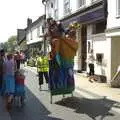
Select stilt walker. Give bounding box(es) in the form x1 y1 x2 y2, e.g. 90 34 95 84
47 19 79 103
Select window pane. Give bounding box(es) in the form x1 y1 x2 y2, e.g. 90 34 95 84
54 9 58 19
64 0 70 15
79 0 85 7
92 21 106 34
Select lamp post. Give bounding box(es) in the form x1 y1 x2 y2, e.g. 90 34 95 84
42 0 48 55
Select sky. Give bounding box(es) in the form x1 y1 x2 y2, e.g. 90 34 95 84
0 0 44 43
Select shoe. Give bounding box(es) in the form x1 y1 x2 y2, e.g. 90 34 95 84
89 79 93 83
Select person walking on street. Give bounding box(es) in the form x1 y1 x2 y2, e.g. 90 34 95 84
14 51 21 70
0 49 5 92
87 49 96 82
3 53 16 111
36 52 49 90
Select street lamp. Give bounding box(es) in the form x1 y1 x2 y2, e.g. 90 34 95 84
42 0 48 55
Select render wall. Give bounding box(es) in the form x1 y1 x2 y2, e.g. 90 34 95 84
111 37 120 79
87 24 107 77
107 0 120 29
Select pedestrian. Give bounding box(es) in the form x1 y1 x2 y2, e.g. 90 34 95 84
15 69 25 106
87 49 96 82
0 49 5 92
3 53 16 111
36 51 49 90
14 51 21 70
20 51 25 64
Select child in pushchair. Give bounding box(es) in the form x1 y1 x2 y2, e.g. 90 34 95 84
14 69 25 107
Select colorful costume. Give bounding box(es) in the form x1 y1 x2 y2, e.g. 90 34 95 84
49 37 78 95
3 59 15 96
15 72 25 97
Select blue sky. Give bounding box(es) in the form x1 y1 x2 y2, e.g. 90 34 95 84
0 0 44 43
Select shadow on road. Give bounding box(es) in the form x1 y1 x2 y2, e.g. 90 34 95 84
55 96 120 120
9 86 62 120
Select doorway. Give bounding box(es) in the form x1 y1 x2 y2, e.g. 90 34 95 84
81 25 87 71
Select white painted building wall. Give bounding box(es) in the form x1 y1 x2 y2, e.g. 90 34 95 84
46 0 97 20
106 0 120 82
87 24 107 77
26 23 44 45
107 0 120 29
93 34 107 76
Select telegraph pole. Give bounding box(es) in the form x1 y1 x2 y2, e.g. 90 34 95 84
42 0 48 55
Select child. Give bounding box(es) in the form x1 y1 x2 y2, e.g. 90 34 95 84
15 69 25 106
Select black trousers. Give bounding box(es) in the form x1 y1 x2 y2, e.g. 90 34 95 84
89 63 94 76
16 60 20 70
38 72 49 85
0 75 3 89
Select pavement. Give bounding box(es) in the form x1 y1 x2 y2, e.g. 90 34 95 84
27 66 120 113
27 66 120 102
75 73 120 102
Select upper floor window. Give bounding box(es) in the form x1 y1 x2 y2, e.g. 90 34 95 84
37 26 43 37
92 0 98 2
54 9 58 20
79 0 86 7
54 0 58 19
30 30 33 40
26 34 29 41
92 21 106 34
37 27 40 37
51 3 53 8
64 0 70 15
116 0 120 17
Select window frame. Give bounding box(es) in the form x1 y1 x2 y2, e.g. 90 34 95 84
37 26 43 37
54 0 58 20
30 30 33 40
54 9 58 20
79 0 86 8
64 0 70 15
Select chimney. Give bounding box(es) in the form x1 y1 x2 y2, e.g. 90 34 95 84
27 18 32 27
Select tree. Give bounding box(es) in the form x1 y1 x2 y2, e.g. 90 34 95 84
1 35 17 53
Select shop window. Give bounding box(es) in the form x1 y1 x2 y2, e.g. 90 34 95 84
92 21 106 34
96 53 103 64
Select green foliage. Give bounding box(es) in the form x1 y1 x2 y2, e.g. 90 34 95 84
0 35 17 52
27 57 36 67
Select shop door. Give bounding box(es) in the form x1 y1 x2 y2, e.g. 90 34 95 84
81 25 87 71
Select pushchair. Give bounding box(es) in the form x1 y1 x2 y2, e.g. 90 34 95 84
14 69 25 107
